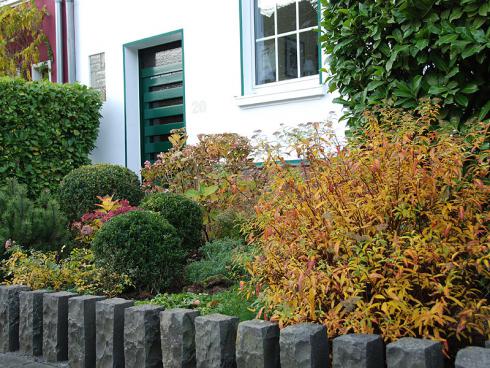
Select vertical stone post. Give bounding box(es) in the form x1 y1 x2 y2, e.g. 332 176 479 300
455 347 490 368
195 314 239 368
19 289 50 356
386 338 443 368
160 308 200 368
332 334 384 368
0 285 30 353
124 305 164 368
236 319 280 368
68 295 106 368
43 291 77 362
96 298 134 368
279 323 329 368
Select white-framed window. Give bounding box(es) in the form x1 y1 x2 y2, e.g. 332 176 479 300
31 60 52 82
238 0 324 107
254 0 319 85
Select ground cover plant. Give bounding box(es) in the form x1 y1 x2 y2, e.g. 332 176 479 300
0 78 101 197
321 0 490 132
247 101 490 355
58 164 143 220
184 238 251 288
2 246 130 297
141 287 255 322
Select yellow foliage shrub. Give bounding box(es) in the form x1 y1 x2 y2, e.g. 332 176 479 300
248 101 490 353
2 247 131 297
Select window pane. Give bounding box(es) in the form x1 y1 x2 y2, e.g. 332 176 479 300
300 30 319 77
278 34 297 81
298 0 317 29
277 0 296 34
255 0 275 39
255 39 276 85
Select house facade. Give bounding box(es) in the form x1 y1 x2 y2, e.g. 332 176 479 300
3 0 344 174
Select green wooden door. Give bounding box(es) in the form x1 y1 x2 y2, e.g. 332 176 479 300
139 38 184 163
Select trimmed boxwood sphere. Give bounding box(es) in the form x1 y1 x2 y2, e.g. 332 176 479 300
141 192 203 252
92 210 185 292
58 164 143 220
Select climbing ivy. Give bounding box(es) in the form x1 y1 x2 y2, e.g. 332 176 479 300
320 0 490 133
0 0 48 79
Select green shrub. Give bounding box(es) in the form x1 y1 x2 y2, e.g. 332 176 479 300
321 0 490 133
184 238 250 287
0 179 69 256
0 78 101 197
58 164 143 220
141 192 203 252
92 210 185 292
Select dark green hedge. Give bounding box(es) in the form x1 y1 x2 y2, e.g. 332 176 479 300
321 0 490 133
0 78 102 196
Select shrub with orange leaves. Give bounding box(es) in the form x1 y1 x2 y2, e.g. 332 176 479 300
247 100 490 355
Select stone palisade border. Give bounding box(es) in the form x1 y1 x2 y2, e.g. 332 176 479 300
0 286 489 368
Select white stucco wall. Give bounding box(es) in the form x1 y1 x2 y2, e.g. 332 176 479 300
74 0 343 174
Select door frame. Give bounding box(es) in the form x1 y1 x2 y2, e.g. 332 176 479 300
122 29 185 171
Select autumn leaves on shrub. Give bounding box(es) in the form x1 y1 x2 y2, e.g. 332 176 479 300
247 101 489 349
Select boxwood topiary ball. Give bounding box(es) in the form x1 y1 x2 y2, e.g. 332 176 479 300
58 164 143 220
92 210 185 292
141 192 203 252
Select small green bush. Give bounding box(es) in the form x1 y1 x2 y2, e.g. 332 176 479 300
0 78 102 197
58 164 143 220
92 210 185 292
0 179 69 256
141 192 203 252
184 238 250 287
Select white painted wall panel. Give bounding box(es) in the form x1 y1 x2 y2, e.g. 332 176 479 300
74 0 344 174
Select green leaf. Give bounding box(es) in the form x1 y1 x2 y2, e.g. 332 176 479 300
454 94 468 107
479 100 490 121
461 84 478 94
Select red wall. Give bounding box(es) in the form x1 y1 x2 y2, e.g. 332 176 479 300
35 0 68 82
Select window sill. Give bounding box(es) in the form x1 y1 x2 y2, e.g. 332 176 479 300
235 84 326 109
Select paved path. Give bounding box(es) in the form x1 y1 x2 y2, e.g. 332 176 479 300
0 353 67 368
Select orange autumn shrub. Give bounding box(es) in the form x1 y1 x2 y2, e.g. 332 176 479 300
248 101 490 352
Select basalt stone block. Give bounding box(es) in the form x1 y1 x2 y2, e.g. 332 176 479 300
279 323 329 368
68 295 106 368
0 285 30 352
96 298 134 368
195 313 239 368
160 308 200 368
455 347 490 368
333 334 384 368
43 291 77 362
124 305 164 368
386 338 443 368
19 290 50 356
236 319 280 368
